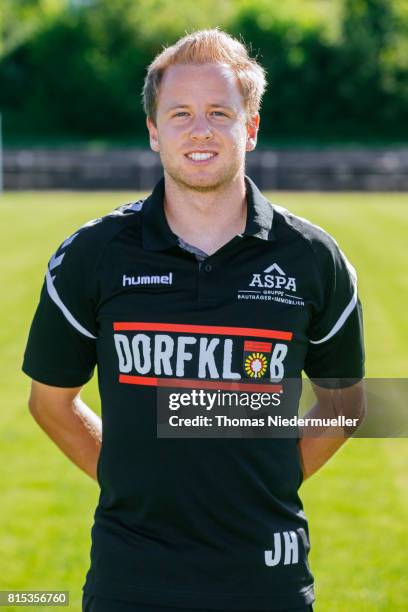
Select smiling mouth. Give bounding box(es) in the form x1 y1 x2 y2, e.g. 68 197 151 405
185 152 218 162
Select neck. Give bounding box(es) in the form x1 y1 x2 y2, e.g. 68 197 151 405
163 172 247 255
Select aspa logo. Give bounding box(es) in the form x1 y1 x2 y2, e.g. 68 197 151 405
237 263 304 307
249 263 296 292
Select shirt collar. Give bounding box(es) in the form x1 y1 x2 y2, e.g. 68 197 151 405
142 177 178 251
242 175 275 241
142 175 275 251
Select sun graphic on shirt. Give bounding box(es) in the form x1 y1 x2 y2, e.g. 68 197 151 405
244 352 268 378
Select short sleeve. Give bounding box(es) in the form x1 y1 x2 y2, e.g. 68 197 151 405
304 240 365 388
22 230 98 387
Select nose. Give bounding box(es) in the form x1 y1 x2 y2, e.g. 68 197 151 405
190 115 213 141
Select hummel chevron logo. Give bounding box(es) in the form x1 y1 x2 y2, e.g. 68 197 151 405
49 252 65 271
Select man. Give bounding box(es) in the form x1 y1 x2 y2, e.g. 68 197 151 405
23 29 365 612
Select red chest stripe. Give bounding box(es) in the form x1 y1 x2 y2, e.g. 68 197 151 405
118 374 282 392
113 322 293 341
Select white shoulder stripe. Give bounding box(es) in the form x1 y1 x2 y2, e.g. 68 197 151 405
49 252 65 271
121 201 143 212
310 282 358 345
273 203 359 346
45 270 97 340
61 232 79 249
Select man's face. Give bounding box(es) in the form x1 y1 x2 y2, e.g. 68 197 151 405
146 63 259 192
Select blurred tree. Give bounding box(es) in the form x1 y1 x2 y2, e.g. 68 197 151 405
230 4 343 140
337 0 408 131
0 0 407 142
0 0 65 58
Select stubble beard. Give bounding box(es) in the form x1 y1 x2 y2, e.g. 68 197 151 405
160 148 246 194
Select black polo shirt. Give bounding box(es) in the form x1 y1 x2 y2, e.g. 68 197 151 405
22 176 364 610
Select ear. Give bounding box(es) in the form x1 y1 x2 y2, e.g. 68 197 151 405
246 113 260 152
146 116 160 152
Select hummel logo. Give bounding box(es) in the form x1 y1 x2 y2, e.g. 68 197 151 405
123 273 173 287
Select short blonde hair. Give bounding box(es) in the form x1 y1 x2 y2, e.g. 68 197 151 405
142 28 267 125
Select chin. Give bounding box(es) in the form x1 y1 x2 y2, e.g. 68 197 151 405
183 178 227 193
166 168 238 192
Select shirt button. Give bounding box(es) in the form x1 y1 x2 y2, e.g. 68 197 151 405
204 264 212 273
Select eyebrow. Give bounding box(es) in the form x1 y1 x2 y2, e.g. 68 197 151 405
165 105 190 113
165 103 236 113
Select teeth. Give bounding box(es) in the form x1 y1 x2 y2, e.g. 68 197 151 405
188 152 215 161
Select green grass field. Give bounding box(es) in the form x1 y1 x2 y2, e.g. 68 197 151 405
0 191 407 611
